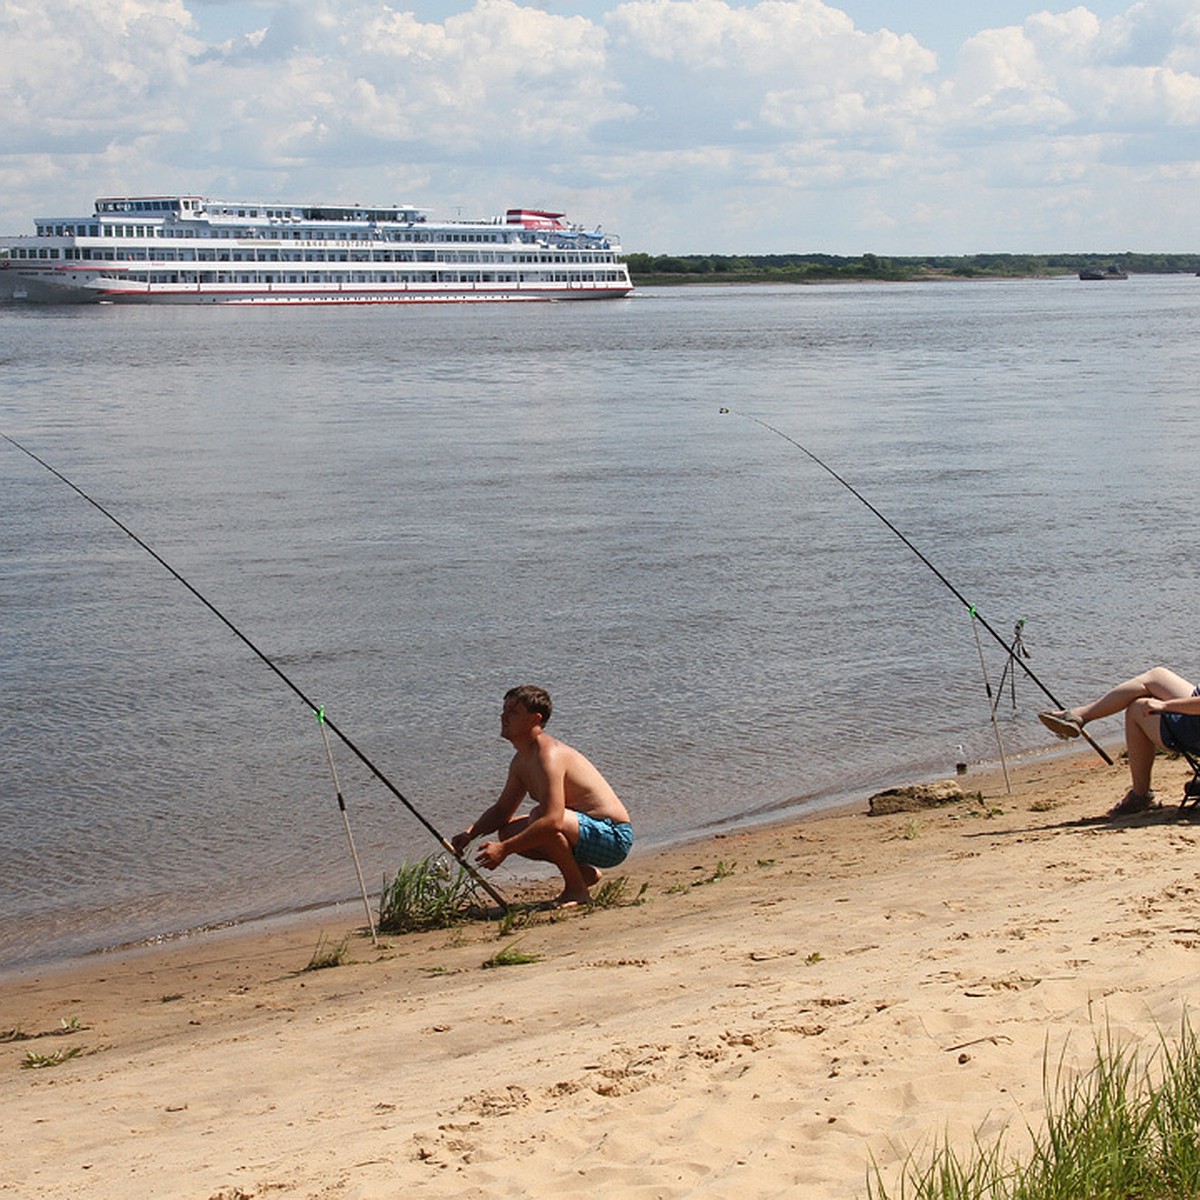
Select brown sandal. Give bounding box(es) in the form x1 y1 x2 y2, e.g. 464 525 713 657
1105 790 1158 818
1039 710 1083 740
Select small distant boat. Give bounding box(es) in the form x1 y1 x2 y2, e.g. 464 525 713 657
1079 265 1128 280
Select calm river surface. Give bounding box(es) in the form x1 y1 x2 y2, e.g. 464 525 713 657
3 277 1199 970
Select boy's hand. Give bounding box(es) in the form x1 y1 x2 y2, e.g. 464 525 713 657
475 840 507 870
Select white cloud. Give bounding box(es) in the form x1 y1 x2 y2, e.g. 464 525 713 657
942 3 1200 144
606 0 858 71
0 0 200 148
605 0 938 149
185 0 629 167
0 0 1199 252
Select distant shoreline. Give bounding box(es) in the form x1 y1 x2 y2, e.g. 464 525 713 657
624 250 1200 287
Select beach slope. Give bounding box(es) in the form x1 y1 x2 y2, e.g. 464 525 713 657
5 750 1200 1199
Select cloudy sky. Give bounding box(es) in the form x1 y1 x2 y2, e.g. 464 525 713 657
2 0 1198 253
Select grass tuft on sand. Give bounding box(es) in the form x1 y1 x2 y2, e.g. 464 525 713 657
870 1014 1200 1199
378 855 478 934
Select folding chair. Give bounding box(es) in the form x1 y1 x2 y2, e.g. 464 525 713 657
1178 750 1200 814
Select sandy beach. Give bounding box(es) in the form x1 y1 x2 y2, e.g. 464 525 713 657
6 743 1200 1199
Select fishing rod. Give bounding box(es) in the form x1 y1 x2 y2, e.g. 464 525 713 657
718 407 1114 767
3 433 510 911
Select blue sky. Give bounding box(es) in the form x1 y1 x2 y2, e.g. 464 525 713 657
2 0 1197 254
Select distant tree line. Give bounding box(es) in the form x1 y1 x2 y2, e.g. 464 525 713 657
622 251 1200 285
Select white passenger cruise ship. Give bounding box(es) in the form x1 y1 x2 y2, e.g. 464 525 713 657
0 195 633 305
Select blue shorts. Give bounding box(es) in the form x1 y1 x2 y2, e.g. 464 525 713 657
573 813 633 868
1161 686 1200 755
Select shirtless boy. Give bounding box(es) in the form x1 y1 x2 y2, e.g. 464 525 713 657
451 685 632 906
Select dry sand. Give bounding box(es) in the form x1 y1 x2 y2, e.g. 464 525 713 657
6 745 1200 1199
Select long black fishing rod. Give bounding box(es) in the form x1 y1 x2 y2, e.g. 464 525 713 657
719 408 1114 766
3 433 510 910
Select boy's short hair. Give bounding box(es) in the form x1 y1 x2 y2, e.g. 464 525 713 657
505 684 552 723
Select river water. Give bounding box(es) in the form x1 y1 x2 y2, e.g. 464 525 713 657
3 277 1199 970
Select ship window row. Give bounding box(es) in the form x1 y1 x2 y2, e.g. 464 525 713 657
216 228 511 243
9 246 624 278
174 227 508 243
213 207 426 222
33 225 538 245
37 224 103 237
117 271 626 285
96 199 186 214
39 224 164 237
56 247 615 265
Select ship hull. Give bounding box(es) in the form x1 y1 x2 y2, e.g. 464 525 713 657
0 266 104 304
0 266 630 306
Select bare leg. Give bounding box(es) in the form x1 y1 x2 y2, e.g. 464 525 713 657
1070 667 1195 726
1123 699 1165 795
1056 667 1193 803
497 816 593 906
541 834 593 907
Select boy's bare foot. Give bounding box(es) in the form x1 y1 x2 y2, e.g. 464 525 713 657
579 864 602 888
549 889 592 909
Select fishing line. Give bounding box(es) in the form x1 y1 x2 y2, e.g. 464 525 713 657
3 433 510 911
718 407 1114 766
